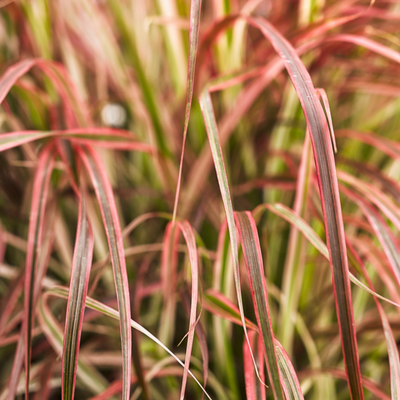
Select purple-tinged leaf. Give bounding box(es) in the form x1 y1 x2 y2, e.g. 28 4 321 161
78 146 131 400
247 16 363 399
234 211 284 399
62 194 94 400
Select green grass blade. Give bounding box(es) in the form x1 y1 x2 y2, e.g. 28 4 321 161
234 211 284 400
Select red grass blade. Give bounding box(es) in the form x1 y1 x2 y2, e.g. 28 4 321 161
248 16 363 399
172 0 202 220
234 211 284 399
78 146 131 400
23 144 55 400
62 194 94 400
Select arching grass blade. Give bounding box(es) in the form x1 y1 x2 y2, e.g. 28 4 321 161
247 16 363 399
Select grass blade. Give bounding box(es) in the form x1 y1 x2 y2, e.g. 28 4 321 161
274 340 304 400
203 289 258 331
234 211 284 399
256 203 400 308
23 144 55 400
37 293 108 395
46 286 212 400
0 59 37 104
199 89 262 382
174 220 199 400
62 194 94 400
172 0 202 220
78 146 131 400
248 16 363 399
347 243 400 399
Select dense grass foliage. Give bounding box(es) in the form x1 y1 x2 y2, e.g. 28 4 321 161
1 0 400 399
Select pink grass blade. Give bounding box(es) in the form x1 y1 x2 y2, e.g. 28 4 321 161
6 333 24 400
78 146 131 400
62 194 94 400
47 286 212 400
203 289 258 331
23 144 55 400
174 220 199 400
315 88 336 153
37 293 109 395
255 203 400 308
180 285 208 391
0 59 37 104
328 34 400 64
247 16 363 399
274 340 304 400
234 211 284 399
342 187 400 291
0 128 154 153
347 243 400 399
172 0 202 220
243 331 258 400
199 89 262 382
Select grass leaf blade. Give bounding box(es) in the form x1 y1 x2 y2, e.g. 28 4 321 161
234 211 284 399
62 194 94 400
79 146 131 400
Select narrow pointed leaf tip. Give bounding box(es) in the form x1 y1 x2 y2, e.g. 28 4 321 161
172 0 203 221
246 16 363 399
